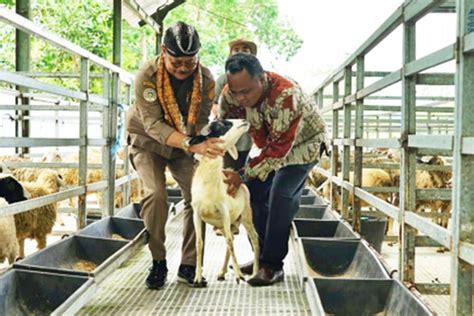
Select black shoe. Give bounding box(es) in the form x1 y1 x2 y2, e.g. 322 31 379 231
145 260 168 290
177 264 207 288
247 267 284 287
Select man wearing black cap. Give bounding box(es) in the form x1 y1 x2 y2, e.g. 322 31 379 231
126 21 224 290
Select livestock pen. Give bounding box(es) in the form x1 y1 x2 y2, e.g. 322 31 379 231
312 0 474 314
0 0 472 315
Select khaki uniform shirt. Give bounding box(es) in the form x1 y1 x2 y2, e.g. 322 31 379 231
126 56 215 158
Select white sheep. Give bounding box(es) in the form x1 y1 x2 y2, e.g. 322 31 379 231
0 197 19 265
192 120 260 286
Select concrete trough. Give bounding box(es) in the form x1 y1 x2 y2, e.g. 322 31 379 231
13 235 129 283
307 278 433 315
294 205 339 220
292 219 358 239
0 269 95 315
298 239 389 279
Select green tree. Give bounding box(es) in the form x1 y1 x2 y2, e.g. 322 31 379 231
0 0 301 85
165 0 302 71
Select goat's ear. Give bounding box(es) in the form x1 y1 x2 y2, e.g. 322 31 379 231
228 146 238 160
194 153 203 162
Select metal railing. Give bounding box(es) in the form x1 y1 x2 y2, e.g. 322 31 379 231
0 6 137 228
311 0 473 314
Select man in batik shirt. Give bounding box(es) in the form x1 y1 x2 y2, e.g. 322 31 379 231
221 53 327 286
126 21 223 290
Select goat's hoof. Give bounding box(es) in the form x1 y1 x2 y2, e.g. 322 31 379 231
193 280 207 288
235 276 245 284
217 275 225 281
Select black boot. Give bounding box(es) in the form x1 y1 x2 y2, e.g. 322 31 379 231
145 259 168 290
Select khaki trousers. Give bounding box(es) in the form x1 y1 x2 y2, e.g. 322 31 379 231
129 146 204 265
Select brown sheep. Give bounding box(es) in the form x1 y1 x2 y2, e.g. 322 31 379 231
15 170 64 257
323 169 393 211
0 197 19 265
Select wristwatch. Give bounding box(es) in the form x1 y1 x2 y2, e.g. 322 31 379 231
181 136 192 152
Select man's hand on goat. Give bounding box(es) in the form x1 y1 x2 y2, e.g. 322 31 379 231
223 170 243 197
190 138 225 158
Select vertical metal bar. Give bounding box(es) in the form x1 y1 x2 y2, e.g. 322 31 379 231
123 83 132 206
156 24 163 55
389 113 393 138
399 19 417 284
78 58 89 229
376 115 380 139
353 57 365 232
106 72 119 216
102 70 111 217
317 92 324 110
330 84 340 212
450 0 474 313
427 111 432 135
341 67 352 220
15 0 30 156
113 0 122 66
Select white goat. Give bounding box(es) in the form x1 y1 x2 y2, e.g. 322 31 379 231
191 120 260 286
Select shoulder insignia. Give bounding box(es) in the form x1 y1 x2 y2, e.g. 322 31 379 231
143 88 157 102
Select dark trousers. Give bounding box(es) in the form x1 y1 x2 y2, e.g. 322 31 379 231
246 162 316 270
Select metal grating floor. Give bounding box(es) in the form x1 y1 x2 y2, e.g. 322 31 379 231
78 212 312 315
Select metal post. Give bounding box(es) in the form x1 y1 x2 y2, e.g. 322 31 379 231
78 58 89 229
156 22 163 55
399 19 417 284
450 0 474 313
353 57 365 232
123 83 132 206
389 113 393 138
330 85 340 212
317 91 324 110
113 0 122 66
102 70 111 217
106 72 119 216
15 0 30 155
341 67 352 220
427 111 432 135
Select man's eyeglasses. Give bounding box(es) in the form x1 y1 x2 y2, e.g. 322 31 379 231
167 56 199 69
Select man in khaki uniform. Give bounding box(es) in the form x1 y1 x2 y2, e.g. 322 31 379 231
126 21 223 290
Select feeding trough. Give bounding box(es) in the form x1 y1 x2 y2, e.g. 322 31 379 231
298 239 389 280
292 219 358 239
294 205 339 220
0 269 95 315
116 202 175 219
307 278 433 315
78 216 145 241
14 235 129 283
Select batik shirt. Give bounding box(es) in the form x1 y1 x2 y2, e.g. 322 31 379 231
220 71 327 181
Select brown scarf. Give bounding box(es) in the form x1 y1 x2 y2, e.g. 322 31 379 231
156 55 202 134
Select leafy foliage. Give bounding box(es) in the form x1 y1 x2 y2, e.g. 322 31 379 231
0 0 301 90
165 0 302 69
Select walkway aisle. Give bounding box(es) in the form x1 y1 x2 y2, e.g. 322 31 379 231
79 211 312 315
